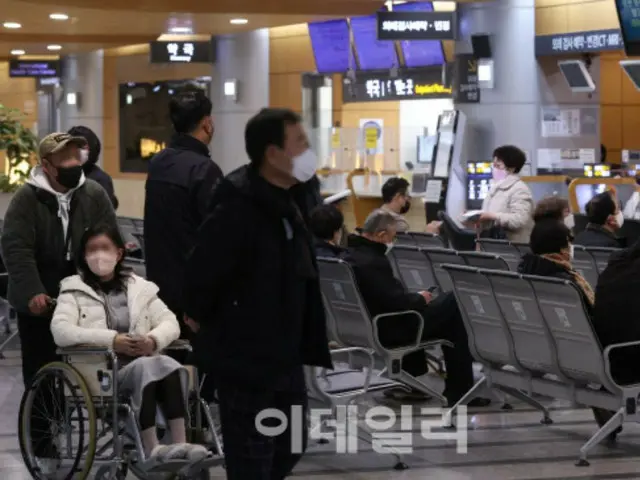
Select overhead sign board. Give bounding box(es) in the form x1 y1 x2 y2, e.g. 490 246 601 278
9 60 60 78
149 40 215 64
376 11 456 41
535 29 623 55
342 68 452 103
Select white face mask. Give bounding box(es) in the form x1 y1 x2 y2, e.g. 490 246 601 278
615 211 625 228
292 149 317 183
564 213 575 229
385 243 394 255
80 149 89 164
86 251 118 277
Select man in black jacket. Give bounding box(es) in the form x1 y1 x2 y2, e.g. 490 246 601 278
574 191 625 248
144 90 222 338
1 132 116 469
347 209 489 406
309 204 347 258
68 125 119 209
183 108 331 480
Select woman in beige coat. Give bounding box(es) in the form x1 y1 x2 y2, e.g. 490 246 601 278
479 145 535 243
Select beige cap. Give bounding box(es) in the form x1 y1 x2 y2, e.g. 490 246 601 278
38 132 87 161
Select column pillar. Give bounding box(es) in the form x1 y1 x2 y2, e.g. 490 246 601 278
210 30 270 174
59 51 104 157
455 0 539 163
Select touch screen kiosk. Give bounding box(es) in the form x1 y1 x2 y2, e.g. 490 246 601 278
424 110 468 223
466 161 492 210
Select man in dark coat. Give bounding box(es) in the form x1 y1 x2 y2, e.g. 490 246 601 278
183 108 332 480
68 125 119 209
144 90 222 338
347 209 489 406
574 191 626 248
309 204 348 258
1 132 116 469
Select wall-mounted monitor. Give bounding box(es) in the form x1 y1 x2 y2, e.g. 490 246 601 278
393 1 445 67
308 20 354 73
615 0 640 56
620 59 640 91
558 60 596 93
350 15 399 70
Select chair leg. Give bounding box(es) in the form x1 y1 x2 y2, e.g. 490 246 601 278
576 407 625 467
498 386 552 424
442 377 487 427
393 371 447 405
0 329 18 359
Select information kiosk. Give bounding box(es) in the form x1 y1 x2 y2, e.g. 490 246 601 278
422 110 468 222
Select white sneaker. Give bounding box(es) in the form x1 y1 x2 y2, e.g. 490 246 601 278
36 457 60 475
185 444 211 462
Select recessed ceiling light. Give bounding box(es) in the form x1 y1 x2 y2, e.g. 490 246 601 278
10 49 25 55
169 26 192 34
230 18 248 25
47 44 62 51
49 13 69 21
3 22 22 29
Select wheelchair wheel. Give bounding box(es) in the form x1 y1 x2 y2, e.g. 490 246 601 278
19 362 97 480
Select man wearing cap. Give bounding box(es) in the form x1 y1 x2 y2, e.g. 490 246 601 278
1 132 116 469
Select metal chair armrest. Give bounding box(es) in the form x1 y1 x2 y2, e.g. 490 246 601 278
318 346 377 394
603 340 640 388
372 310 424 354
163 339 192 352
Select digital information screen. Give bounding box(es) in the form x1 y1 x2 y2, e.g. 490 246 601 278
417 135 437 164
391 1 445 67
149 41 214 63
9 60 60 78
308 19 352 73
433 131 453 178
467 162 492 207
351 15 399 70
583 164 611 178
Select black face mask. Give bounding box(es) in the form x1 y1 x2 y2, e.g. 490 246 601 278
400 199 411 214
56 165 83 189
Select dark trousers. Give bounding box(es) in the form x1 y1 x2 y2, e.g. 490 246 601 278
377 292 474 403
139 371 186 430
217 367 308 480
18 313 61 457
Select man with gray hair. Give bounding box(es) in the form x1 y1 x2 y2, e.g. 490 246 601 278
346 209 490 406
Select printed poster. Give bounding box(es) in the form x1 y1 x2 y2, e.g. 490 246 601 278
359 118 384 155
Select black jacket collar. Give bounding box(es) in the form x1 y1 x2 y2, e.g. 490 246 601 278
585 223 618 240
169 134 210 157
315 240 346 257
347 233 387 256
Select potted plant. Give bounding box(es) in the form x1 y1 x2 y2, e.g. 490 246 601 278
0 103 38 193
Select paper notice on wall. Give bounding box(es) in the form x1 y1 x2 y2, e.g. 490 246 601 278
424 179 443 204
359 118 384 155
537 148 561 170
560 149 582 169
579 148 596 164
541 107 581 138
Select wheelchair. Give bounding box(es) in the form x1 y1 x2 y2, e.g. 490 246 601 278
18 340 224 479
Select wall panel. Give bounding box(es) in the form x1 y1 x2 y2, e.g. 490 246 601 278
535 0 619 35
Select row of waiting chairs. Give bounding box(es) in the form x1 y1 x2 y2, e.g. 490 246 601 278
444 263 640 466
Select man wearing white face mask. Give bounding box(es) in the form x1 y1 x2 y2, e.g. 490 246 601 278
574 191 626 248
182 108 332 480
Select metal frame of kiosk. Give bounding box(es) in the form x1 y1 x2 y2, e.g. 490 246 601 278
568 177 638 213
423 110 468 222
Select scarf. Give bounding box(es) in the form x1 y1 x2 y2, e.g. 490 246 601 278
541 253 595 306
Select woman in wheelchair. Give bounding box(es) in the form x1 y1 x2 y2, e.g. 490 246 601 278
50 224 210 463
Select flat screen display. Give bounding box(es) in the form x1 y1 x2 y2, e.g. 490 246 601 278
559 62 590 88
616 0 640 54
433 131 453 178
308 20 353 73
351 15 399 70
394 1 445 67
466 161 492 209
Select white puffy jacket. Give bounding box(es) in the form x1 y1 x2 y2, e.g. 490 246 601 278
50 274 180 352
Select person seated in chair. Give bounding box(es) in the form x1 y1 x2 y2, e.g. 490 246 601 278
533 196 573 229
50 224 210 462
347 209 490 406
310 204 348 258
381 177 441 234
574 191 625 248
517 220 621 439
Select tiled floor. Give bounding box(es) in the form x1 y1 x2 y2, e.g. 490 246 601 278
2 342 640 479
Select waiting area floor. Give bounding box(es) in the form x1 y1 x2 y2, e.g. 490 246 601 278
1 347 640 479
